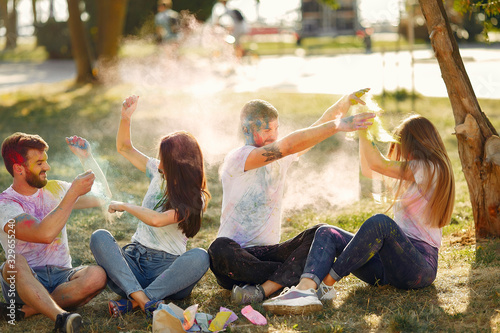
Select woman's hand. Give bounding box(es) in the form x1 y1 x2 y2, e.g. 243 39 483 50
349 88 370 105
108 201 126 213
121 95 139 120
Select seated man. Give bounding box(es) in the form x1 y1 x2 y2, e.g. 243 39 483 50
0 133 110 332
208 89 374 304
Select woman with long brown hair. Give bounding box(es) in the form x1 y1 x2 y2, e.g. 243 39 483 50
90 95 211 318
263 115 455 315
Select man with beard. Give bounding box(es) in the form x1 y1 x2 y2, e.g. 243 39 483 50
0 133 109 332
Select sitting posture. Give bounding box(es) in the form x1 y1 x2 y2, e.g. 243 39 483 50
208 89 375 304
263 115 455 315
90 95 211 318
0 133 110 331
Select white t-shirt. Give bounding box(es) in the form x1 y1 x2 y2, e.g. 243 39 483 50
217 145 298 248
394 160 442 249
131 158 187 256
0 180 72 268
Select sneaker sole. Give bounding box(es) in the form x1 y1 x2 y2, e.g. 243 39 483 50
263 303 323 315
65 314 82 333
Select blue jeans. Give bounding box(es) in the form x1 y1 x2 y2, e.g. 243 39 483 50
301 214 439 290
90 229 209 300
0 263 83 304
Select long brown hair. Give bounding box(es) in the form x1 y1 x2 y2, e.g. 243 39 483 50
157 131 210 238
387 115 455 228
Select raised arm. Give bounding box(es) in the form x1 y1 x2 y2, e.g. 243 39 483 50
359 131 414 181
312 88 370 127
117 95 149 173
295 88 369 157
108 201 177 227
66 136 112 208
245 112 375 171
5 171 95 243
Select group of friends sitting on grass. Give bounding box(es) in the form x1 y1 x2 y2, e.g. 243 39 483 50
0 88 455 332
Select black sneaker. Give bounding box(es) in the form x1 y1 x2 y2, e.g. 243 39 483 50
0 302 24 322
231 284 265 304
54 312 82 333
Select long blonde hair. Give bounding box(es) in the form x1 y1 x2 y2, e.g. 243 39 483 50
387 115 455 228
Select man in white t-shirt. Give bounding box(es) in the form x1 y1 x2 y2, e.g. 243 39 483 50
0 133 110 332
208 89 375 304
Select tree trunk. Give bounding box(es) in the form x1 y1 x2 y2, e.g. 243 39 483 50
31 0 37 24
5 0 17 49
419 0 500 238
96 0 127 61
66 0 95 83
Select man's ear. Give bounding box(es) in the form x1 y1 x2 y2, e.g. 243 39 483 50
13 163 24 175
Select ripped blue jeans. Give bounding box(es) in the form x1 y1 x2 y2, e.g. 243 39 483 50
301 214 438 290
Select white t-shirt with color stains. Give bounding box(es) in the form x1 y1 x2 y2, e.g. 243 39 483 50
217 145 298 248
131 158 187 256
0 180 72 268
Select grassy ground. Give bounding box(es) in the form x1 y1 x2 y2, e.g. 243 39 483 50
0 82 499 332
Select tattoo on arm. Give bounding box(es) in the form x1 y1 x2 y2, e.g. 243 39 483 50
262 144 283 162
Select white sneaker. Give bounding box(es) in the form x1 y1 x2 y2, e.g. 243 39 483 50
316 282 337 301
263 286 323 315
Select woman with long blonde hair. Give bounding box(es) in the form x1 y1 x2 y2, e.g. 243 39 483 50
263 115 455 315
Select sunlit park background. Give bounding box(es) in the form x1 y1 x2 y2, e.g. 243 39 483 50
1 0 500 332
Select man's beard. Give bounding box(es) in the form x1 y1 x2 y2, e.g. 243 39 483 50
25 169 47 188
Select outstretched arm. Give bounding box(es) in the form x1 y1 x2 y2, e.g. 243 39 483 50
66 136 112 208
5 171 95 243
359 131 414 181
108 201 178 227
117 95 149 173
297 88 370 157
245 112 375 171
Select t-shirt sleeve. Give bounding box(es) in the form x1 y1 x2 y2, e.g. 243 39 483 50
146 157 160 180
222 146 255 177
0 200 24 233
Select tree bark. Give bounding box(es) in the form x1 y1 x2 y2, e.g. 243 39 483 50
419 0 500 238
5 0 17 49
67 0 95 83
31 0 37 24
96 0 127 61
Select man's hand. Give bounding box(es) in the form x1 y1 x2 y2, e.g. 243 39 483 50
121 95 139 120
337 112 375 132
349 88 370 105
108 201 125 213
69 170 95 197
66 136 91 160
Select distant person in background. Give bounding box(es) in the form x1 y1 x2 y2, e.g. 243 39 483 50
211 0 248 58
155 0 180 44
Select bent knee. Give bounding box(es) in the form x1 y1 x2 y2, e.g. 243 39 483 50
189 248 210 271
79 265 107 292
208 237 234 258
89 229 114 249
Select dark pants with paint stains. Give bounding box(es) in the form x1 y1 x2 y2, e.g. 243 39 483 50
301 214 438 290
208 224 323 290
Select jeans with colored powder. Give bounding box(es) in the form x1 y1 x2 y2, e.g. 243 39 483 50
301 214 438 290
90 229 209 301
208 224 324 289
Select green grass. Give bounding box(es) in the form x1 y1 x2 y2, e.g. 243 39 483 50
0 82 499 332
